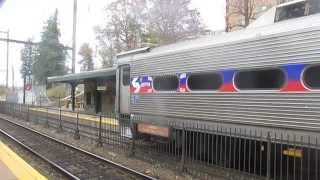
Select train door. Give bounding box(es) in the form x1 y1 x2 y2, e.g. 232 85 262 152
119 65 130 114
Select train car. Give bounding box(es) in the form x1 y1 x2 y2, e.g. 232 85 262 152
115 0 320 140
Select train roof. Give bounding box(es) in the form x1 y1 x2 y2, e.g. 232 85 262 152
137 15 319 60
117 8 320 64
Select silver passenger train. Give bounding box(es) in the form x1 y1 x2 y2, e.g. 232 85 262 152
115 1 320 139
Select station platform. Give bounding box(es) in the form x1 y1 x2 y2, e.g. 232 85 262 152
31 107 119 126
0 141 46 180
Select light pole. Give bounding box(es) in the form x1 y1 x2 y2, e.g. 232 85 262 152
71 0 77 112
0 30 9 88
72 0 77 74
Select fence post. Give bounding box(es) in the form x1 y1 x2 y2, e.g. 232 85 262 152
8 103 11 116
10 103 12 116
12 103 14 117
74 112 80 140
180 125 186 172
58 96 61 108
19 104 21 118
130 117 136 157
267 132 271 180
27 104 30 122
45 107 49 128
58 108 63 132
12 103 15 119
97 114 103 147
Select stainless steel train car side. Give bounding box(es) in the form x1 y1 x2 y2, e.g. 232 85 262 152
120 13 320 139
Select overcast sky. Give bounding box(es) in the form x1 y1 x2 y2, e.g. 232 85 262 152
0 0 226 87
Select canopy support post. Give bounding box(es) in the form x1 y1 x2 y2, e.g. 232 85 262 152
71 82 77 112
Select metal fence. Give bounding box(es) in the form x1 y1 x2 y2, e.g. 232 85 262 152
0 101 320 180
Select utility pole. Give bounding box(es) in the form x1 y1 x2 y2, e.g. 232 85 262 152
11 65 14 91
23 74 26 104
71 0 77 112
23 43 32 104
0 30 9 88
72 0 77 74
6 30 9 88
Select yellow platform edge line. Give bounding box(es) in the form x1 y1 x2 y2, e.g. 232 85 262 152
31 108 119 126
0 141 47 180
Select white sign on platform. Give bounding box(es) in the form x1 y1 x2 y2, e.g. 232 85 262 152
97 86 107 91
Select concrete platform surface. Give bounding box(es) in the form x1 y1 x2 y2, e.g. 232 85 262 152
0 141 46 180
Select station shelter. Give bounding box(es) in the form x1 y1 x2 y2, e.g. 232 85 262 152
47 68 117 114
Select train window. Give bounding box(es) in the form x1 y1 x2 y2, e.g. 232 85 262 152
275 1 307 22
153 75 179 91
122 67 130 86
187 72 222 91
304 65 320 89
235 68 285 90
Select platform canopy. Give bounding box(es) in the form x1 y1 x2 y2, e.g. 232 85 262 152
47 67 117 84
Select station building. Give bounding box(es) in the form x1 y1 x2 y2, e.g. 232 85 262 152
47 48 139 115
48 68 117 114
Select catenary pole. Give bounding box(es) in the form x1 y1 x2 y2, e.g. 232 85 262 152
71 0 77 111
72 0 77 74
6 30 9 88
0 30 10 88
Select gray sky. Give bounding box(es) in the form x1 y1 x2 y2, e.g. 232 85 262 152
0 0 225 87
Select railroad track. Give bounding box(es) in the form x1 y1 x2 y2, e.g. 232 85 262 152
0 117 156 180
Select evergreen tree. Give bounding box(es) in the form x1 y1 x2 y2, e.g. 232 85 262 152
33 10 67 85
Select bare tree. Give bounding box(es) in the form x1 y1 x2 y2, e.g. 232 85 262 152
147 0 205 44
226 0 257 32
95 0 205 66
95 27 117 67
95 0 147 66
103 0 146 52
78 43 94 71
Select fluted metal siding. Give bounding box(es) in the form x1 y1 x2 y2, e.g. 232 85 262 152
130 28 320 131
131 93 320 131
132 28 320 76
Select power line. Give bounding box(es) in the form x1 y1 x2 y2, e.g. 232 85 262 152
0 37 72 50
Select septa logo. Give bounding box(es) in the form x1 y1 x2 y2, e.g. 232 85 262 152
131 76 153 94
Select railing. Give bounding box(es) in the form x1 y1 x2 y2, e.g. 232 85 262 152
0 101 319 179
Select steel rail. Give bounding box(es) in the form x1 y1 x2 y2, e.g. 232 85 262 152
0 117 156 180
0 128 80 180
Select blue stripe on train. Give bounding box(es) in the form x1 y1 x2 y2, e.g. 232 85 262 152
281 64 307 92
220 70 237 92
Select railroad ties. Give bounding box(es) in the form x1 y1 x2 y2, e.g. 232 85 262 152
0 117 155 180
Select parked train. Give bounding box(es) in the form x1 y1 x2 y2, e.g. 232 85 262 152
45 1 320 177
115 0 320 140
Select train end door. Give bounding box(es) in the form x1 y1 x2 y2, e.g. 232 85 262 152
117 65 130 115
